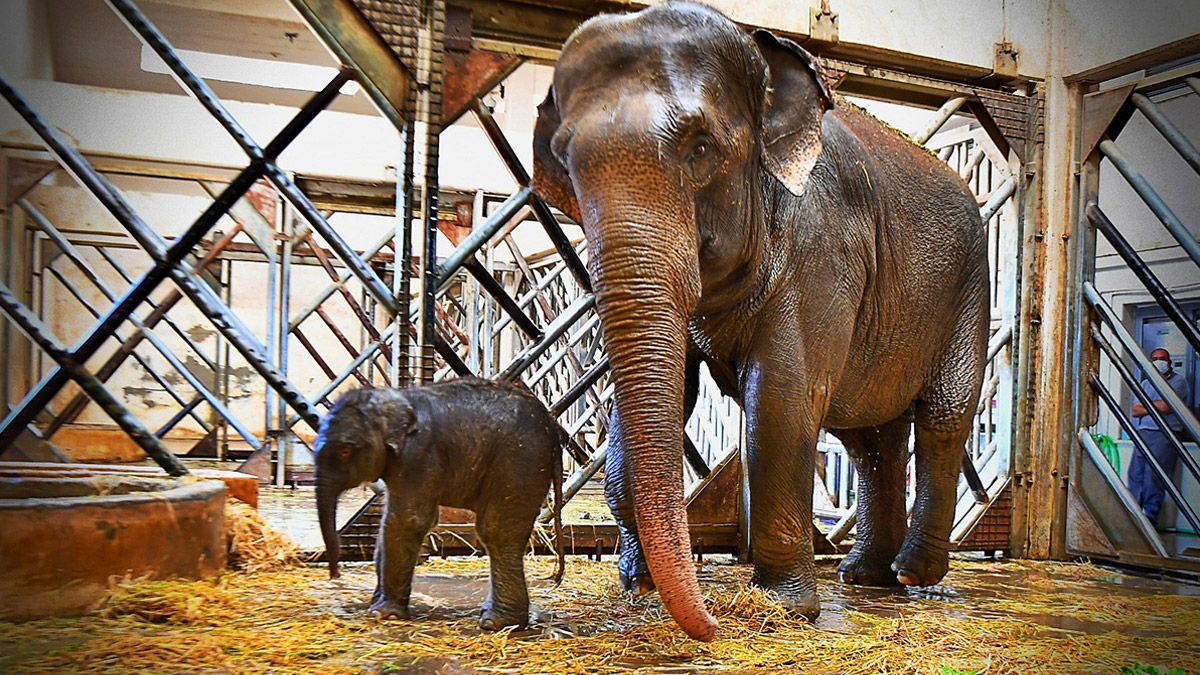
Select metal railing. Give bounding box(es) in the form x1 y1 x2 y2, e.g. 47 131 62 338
1076 66 1200 567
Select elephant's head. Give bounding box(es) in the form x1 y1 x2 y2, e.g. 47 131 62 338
313 388 415 579
532 2 833 641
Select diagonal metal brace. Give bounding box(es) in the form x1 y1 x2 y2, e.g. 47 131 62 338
0 281 188 476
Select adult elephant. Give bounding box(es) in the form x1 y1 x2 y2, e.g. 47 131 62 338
533 2 988 641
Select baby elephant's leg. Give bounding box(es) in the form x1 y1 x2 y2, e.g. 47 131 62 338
475 502 537 630
370 496 436 620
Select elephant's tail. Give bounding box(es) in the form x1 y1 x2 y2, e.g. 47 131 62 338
552 438 565 587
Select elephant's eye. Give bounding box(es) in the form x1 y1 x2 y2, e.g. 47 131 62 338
685 136 721 185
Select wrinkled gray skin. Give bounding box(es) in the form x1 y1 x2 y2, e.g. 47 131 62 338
532 2 988 641
314 378 565 631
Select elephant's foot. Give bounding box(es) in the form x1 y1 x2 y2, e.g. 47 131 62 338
618 570 657 596
617 548 656 596
478 600 528 631
750 569 820 621
368 598 411 620
892 534 951 587
838 547 904 587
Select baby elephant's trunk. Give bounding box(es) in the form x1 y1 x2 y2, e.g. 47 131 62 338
317 482 342 579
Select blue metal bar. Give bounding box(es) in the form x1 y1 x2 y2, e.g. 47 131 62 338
498 294 595 382
1091 374 1200 536
0 280 187 476
1098 139 1200 269
1085 281 1200 446
1088 203 1200 355
1131 93 1200 177
435 187 532 289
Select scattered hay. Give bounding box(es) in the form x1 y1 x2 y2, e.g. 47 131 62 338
96 576 240 626
225 498 300 573
2 558 1198 675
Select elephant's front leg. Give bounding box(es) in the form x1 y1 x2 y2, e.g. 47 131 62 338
744 360 825 620
370 494 436 620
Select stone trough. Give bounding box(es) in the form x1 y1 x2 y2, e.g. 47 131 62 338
0 462 256 621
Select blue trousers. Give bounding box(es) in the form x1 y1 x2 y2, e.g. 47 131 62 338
1126 428 1180 523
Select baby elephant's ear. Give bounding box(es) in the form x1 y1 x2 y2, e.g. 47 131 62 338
753 29 834 197
533 86 583 224
385 401 419 455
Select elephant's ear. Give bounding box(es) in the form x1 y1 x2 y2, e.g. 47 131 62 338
752 29 834 197
532 86 582 224
383 399 418 455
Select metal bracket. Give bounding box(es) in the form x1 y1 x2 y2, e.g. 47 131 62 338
809 5 839 45
993 41 1019 81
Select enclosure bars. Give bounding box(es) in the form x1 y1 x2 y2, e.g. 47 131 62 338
21 200 264 450
106 0 398 316
0 280 189 474
40 225 240 442
0 18 364 460
1074 72 1200 560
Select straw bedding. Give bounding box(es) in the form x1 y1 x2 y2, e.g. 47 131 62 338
1 520 1196 674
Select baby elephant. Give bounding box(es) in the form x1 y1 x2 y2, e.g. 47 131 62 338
314 378 565 630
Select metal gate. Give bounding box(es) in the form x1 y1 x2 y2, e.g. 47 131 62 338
1069 63 1200 575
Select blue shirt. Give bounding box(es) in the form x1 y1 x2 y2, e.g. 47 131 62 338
1135 370 1192 432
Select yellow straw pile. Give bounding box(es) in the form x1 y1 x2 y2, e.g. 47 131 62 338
1 556 1197 674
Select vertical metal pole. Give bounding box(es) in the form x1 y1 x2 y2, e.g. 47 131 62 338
264 196 281 449
399 121 416 386
31 235 43 382
417 0 444 383
278 204 294 484
221 257 234 462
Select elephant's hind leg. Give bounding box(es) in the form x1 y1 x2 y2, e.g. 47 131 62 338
475 502 537 630
830 418 911 587
894 321 985 587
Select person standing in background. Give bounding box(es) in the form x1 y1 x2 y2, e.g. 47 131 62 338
1128 348 1192 523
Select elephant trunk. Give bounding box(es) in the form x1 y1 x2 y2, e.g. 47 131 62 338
589 219 717 642
316 480 342 579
